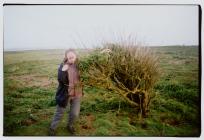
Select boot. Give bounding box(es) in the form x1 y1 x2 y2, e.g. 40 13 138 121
49 128 56 136
67 125 75 134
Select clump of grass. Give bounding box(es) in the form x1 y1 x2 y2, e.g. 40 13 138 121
79 42 160 118
154 80 199 105
95 127 109 136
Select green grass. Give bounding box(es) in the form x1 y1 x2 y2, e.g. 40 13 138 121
3 46 200 136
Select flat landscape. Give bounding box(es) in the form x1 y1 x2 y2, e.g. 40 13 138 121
3 46 200 136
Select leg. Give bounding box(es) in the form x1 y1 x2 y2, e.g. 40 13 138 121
50 105 66 130
67 97 81 133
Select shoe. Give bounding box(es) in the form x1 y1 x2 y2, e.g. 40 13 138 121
49 128 56 136
67 125 75 134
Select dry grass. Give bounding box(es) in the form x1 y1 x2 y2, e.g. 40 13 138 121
7 74 54 89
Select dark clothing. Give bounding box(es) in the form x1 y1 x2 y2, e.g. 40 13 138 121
55 63 69 108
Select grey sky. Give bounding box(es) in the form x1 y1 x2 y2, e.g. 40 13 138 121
4 5 198 51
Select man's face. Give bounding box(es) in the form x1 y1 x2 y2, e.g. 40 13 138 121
67 52 76 64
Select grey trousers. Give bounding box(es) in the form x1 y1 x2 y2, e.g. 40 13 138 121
50 97 81 130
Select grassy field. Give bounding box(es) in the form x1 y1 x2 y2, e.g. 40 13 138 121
3 46 200 136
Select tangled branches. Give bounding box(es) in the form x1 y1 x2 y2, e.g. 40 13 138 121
78 43 160 118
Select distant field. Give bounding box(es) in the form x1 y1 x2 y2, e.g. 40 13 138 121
3 46 200 136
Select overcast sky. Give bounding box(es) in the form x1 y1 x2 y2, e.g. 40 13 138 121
3 5 198 51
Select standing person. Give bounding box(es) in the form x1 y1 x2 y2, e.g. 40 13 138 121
49 49 83 136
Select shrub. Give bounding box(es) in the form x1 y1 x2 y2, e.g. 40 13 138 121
79 42 160 117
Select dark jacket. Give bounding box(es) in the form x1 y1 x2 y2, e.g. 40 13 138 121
55 63 69 108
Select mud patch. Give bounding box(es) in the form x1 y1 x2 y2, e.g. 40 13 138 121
80 114 95 131
163 119 180 126
160 113 180 126
21 119 37 126
81 114 95 130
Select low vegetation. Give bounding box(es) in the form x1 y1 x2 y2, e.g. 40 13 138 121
3 45 200 136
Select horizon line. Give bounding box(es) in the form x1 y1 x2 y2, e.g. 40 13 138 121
4 45 199 52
